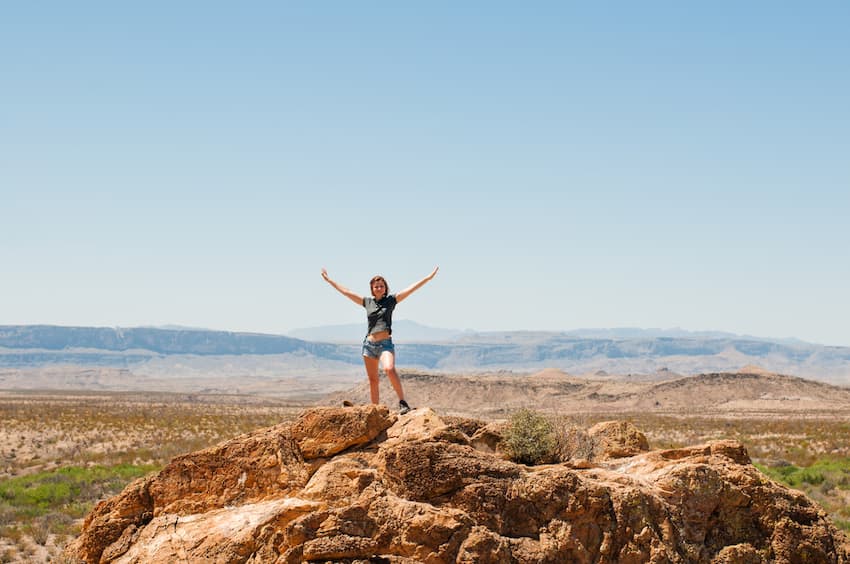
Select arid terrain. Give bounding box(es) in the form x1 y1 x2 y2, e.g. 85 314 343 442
3 367 850 561
331 366 850 417
0 392 306 562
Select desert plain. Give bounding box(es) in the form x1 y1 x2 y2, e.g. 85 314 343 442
2 366 850 562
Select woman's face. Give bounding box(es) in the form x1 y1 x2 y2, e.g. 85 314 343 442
371 279 387 298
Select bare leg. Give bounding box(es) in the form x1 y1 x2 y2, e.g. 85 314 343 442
363 355 381 404
380 351 405 401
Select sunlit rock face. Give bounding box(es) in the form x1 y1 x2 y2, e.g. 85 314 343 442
65 405 850 563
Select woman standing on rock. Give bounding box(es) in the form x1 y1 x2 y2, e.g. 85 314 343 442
321 266 439 414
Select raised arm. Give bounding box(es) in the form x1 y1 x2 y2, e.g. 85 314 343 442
321 268 363 306
396 266 439 303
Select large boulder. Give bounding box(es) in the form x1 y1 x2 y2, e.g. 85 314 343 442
64 407 850 563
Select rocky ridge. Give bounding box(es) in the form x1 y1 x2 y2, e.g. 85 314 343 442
65 405 850 563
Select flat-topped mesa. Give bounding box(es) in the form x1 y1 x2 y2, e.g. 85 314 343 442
64 405 850 564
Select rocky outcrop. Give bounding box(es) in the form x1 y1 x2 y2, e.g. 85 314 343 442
587 420 650 459
64 405 850 563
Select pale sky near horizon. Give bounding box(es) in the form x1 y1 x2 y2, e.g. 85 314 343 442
3 2 849 346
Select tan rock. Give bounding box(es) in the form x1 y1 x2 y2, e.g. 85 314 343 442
146 421 309 516
469 422 504 454
456 526 511 563
291 404 394 459
711 543 763 563
64 408 850 564
383 407 447 443
588 420 650 459
111 497 319 563
300 453 376 503
441 415 489 438
377 439 521 501
65 476 154 564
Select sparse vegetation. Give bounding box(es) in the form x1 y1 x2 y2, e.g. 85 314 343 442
0 464 158 558
0 391 302 561
502 408 556 465
0 391 302 479
0 464 157 519
551 417 597 461
755 457 850 531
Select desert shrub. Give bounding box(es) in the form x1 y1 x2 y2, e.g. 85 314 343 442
759 459 850 488
799 468 825 486
0 547 17 564
26 520 49 546
551 418 597 462
757 462 800 485
775 464 799 478
502 408 556 465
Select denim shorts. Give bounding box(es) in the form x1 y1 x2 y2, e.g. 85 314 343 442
362 337 395 359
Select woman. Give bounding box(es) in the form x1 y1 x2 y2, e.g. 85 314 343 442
321 266 439 414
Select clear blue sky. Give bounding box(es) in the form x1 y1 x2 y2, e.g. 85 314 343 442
3 2 849 346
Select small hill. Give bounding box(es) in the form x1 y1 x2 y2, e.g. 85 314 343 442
641 370 850 412
65 405 850 563
328 369 850 418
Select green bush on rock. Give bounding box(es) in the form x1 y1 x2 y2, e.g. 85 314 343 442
502 408 556 465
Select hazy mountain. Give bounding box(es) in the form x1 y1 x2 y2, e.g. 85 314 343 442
0 325 344 356
560 327 809 345
2 324 849 386
289 323 812 346
287 320 472 343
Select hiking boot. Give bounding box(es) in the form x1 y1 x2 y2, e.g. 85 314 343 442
398 399 411 415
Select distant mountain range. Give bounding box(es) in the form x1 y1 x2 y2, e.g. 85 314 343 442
287 320 472 343
1 324 849 386
287 321 809 345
